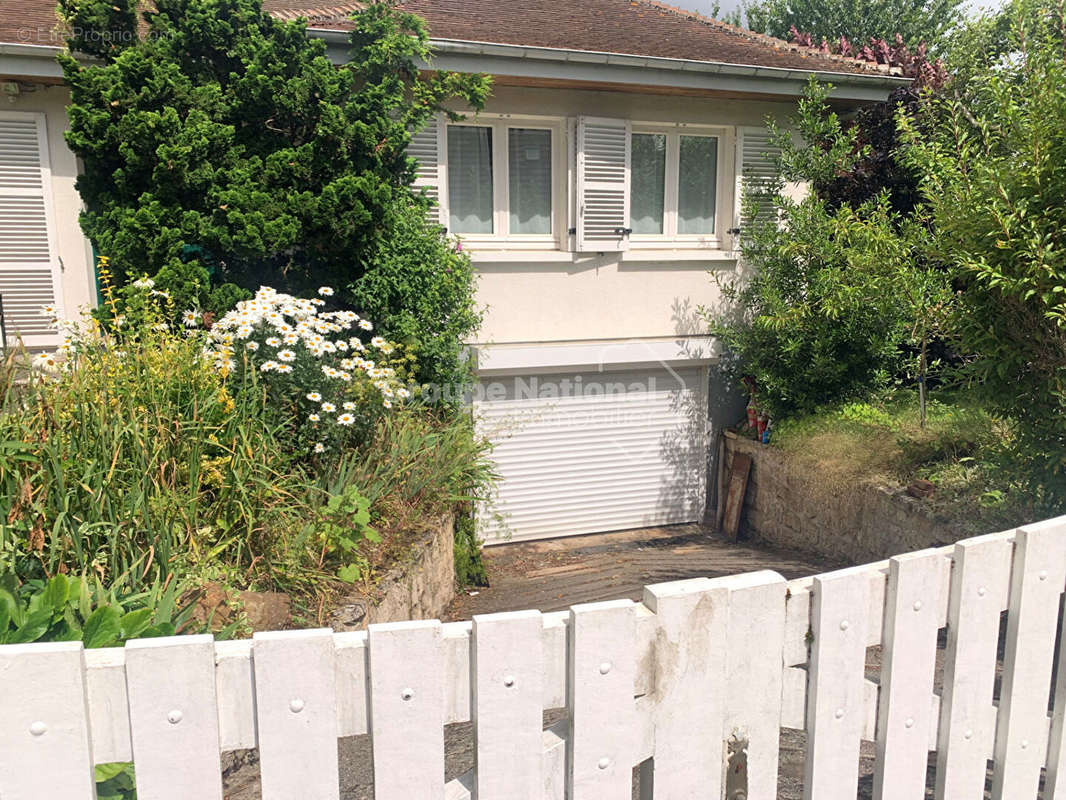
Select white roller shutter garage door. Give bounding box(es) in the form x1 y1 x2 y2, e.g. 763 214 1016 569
475 366 709 543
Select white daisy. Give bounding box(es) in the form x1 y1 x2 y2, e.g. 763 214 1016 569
314 442 326 453
371 336 387 349
277 349 296 362
396 387 411 399
321 401 337 413
318 286 334 297
309 413 321 422
41 303 57 316
260 360 279 372
246 340 259 351
265 336 281 347
336 413 355 426
182 310 201 327
306 392 322 402
132 277 155 290
275 363 293 373
358 319 373 331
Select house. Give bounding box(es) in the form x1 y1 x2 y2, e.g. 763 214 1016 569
0 0 907 542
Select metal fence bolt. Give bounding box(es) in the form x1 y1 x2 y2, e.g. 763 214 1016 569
599 662 612 675
503 676 515 688
597 757 611 770
167 710 183 725
913 600 922 611
835 708 845 719
839 620 849 631
289 699 305 714
29 721 47 737
401 688 415 701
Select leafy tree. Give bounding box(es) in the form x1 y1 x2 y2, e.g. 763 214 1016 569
738 0 963 51
706 80 952 418
58 0 490 388
901 0 1066 494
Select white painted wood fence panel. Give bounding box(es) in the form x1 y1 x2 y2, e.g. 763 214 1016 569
368 620 445 799
873 550 944 800
935 531 1013 800
568 599 636 800
0 642 96 800
125 635 223 800
473 610 544 799
641 577 729 799
992 519 1066 799
253 629 340 800
804 565 871 800
5 517 1066 800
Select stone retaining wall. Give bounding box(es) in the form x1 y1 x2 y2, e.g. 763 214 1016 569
722 432 967 564
329 513 456 630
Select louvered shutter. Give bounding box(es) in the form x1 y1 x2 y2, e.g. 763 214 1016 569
0 112 61 347
575 116 631 252
408 115 446 228
734 126 784 248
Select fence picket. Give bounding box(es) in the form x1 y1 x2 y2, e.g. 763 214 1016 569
334 631 369 737
872 550 944 800
473 610 544 799
568 599 636 800
1048 600 1066 799
641 577 729 799
992 520 1066 799
368 620 445 799
0 641 97 799
253 629 340 800
84 647 133 763
724 570 788 800
935 532 1013 800
804 565 871 800
214 639 256 751
124 635 223 800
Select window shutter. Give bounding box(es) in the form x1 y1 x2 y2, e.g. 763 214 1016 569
575 116 631 252
733 126 783 248
0 112 61 347
408 115 446 228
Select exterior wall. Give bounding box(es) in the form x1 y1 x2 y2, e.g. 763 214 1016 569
2 83 96 322
722 432 968 564
466 85 794 347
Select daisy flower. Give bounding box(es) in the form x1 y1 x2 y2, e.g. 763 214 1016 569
318 286 334 297
283 333 299 345
246 341 259 351
306 392 322 402
32 352 60 373
275 363 293 374
358 319 373 331
277 349 296 362
371 336 387 349
260 360 279 372
396 387 411 399
336 413 355 426
321 401 337 413
314 442 326 453
40 303 57 316
343 401 357 411
382 398 392 409
236 325 253 340
265 337 281 347
181 310 201 327
309 413 321 422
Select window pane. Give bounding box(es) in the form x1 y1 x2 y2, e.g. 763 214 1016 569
448 126 493 234
508 128 552 235
630 133 666 234
678 135 718 234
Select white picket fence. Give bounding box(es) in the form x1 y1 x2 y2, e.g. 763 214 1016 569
3 517 1066 799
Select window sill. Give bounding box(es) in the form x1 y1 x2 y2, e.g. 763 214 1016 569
467 248 738 264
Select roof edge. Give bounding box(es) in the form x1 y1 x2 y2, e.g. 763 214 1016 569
307 29 910 89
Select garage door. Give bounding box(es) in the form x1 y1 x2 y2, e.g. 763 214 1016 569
474 366 709 543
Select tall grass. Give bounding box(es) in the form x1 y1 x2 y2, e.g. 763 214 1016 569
0 336 313 590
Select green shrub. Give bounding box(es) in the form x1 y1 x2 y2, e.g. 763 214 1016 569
901 0 1066 499
708 80 951 419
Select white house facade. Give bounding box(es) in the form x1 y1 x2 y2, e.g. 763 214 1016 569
0 0 907 542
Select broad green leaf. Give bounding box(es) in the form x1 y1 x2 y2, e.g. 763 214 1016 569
11 608 54 644
82 606 122 649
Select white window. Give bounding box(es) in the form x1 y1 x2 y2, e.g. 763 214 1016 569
442 116 564 244
630 125 726 244
409 115 733 254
